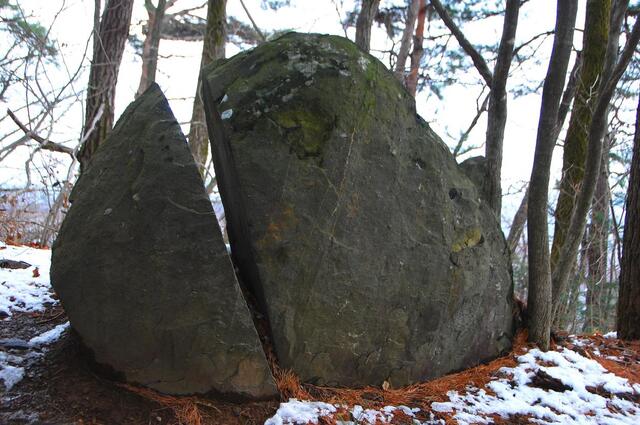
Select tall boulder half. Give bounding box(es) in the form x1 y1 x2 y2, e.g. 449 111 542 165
51 84 277 399
202 33 514 387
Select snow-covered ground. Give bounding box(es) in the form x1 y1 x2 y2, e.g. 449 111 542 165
264 337 640 425
0 244 55 317
431 345 640 424
1 244 639 424
0 244 68 391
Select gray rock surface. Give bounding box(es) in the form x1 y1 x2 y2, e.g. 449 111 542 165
459 156 488 197
202 33 514 387
51 84 277 398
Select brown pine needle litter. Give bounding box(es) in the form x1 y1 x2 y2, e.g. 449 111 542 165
119 385 206 425
120 330 640 425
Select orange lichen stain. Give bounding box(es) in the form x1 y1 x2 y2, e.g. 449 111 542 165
257 205 298 249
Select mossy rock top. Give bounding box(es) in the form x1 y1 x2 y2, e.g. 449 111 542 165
202 33 514 387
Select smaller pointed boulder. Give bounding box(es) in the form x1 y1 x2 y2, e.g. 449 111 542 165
51 84 277 399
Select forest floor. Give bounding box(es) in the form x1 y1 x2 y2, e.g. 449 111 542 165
0 244 639 425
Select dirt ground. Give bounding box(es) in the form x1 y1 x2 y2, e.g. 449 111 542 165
0 306 279 425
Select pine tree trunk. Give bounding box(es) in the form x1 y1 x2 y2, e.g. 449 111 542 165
136 0 168 98
394 0 420 84
527 0 579 350
617 95 640 340
188 0 226 174
406 0 426 96
550 0 610 276
355 0 381 52
78 0 134 171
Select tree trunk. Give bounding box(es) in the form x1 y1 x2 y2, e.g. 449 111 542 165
527 0 579 350
551 8 640 322
78 0 134 171
556 227 588 330
92 0 101 55
355 0 381 52
602 220 619 329
428 0 520 216
617 95 640 340
507 187 529 254
136 0 168 98
506 53 582 256
583 138 611 332
394 0 420 84
406 0 426 96
550 0 610 276
483 0 520 216
188 0 226 174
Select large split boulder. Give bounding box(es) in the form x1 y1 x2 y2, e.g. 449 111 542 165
51 84 277 399
202 33 514 387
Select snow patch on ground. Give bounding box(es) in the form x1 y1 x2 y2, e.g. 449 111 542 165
0 244 54 317
0 362 24 391
431 347 640 424
264 399 443 424
28 322 69 348
351 404 424 423
0 244 68 391
264 399 336 425
0 322 68 391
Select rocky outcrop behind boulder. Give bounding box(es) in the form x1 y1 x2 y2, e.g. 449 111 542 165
51 84 277 399
202 33 514 387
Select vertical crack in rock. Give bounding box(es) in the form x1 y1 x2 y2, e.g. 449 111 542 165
201 75 280 371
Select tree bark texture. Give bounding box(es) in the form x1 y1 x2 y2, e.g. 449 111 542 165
78 0 134 171
483 0 520 216
136 0 168 98
188 0 227 173
355 0 381 52
406 0 426 96
617 95 640 340
507 187 529 254
527 0 579 350
583 139 610 332
551 10 640 322
550 0 610 275
505 53 582 257
394 0 420 84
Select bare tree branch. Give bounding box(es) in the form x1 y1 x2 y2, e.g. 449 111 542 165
430 0 493 87
453 91 489 158
7 109 74 156
239 0 266 43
